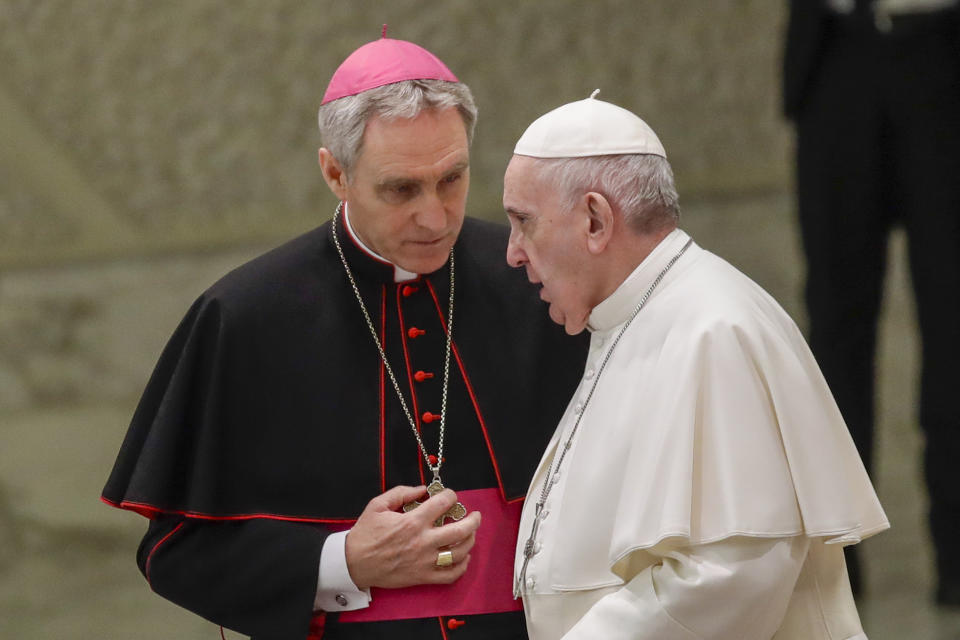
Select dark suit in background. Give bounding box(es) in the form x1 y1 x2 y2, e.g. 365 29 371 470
783 0 960 606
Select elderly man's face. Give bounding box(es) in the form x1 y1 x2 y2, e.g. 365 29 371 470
504 155 594 335
341 107 470 274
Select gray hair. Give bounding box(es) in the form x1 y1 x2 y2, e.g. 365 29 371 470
318 79 477 177
532 154 680 234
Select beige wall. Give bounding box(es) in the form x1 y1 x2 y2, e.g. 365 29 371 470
0 1 792 411
0 1 789 268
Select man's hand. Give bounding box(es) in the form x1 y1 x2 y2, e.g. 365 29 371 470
344 485 481 590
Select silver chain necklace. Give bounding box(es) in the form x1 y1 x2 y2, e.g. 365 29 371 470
331 202 465 526
515 237 693 596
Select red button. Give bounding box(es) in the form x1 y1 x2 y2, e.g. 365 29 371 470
408 327 426 339
414 370 435 382
402 285 419 297
447 618 466 630
428 454 438 465
422 411 440 423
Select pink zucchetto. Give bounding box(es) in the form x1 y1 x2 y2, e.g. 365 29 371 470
321 25 459 104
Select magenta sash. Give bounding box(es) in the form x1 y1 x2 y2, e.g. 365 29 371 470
337 488 523 622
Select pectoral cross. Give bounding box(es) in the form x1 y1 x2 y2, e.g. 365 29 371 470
402 479 467 527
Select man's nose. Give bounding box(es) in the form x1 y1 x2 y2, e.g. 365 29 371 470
415 194 447 232
506 234 527 268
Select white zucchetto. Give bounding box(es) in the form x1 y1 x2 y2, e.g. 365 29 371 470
513 90 667 159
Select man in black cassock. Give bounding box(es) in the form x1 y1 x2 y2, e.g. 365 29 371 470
102 31 587 639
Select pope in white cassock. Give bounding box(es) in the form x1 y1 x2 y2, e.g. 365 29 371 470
503 93 890 640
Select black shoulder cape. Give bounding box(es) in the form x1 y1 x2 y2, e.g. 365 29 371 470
103 216 588 523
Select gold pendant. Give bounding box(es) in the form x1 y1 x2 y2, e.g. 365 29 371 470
402 479 467 527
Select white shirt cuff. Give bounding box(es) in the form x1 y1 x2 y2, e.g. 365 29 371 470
313 530 372 612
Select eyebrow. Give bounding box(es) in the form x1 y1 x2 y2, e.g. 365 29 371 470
441 161 470 179
376 176 418 192
377 161 470 191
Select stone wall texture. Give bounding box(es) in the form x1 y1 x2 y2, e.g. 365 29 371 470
0 0 791 406
0 0 790 267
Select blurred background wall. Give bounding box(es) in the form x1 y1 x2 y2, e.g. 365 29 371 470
0 1 955 638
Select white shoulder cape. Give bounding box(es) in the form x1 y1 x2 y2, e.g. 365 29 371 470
540 230 888 589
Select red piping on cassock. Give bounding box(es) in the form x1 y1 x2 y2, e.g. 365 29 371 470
424 280 513 503
101 496 359 525
396 279 428 486
145 521 185 586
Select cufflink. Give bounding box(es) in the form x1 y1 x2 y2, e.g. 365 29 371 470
335 593 349 607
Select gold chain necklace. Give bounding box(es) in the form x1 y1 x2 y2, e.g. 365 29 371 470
331 202 466 526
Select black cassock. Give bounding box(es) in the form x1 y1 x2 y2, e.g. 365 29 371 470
102 214 588 639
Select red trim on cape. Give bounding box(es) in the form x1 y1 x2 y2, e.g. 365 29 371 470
145 521 185 586
396 279 427 486
439 617 451 640
424 280 517 504
101 496 359 524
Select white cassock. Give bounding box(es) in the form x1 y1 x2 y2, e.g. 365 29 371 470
515 229 889 640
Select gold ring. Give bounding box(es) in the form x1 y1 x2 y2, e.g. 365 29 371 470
435 550 454 567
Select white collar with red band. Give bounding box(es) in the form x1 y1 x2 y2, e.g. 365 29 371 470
343 203 419 283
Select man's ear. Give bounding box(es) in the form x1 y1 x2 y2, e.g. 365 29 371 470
318 148 348 201
585 192 615 255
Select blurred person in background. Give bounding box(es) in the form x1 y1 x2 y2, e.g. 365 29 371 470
783 0 960 605
101 28 586 639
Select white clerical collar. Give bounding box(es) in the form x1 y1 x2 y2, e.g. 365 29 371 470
587 228 693 332
343 203 419 283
